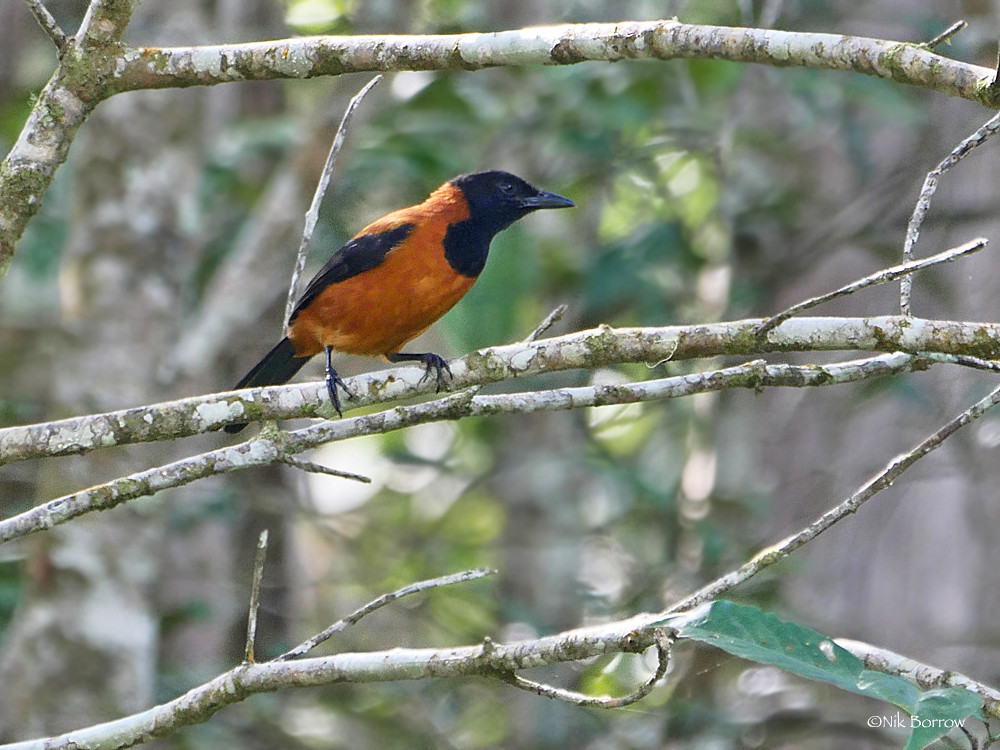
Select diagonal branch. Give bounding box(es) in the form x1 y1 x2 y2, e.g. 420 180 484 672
0 612 660 750
900 113 1000 314
660 381 1000 616
756 237 988 337
276 568 496 661
24 0 67 51
283 75 382 329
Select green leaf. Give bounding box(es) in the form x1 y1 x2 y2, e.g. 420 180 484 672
661 601 981 749
903 690 982 750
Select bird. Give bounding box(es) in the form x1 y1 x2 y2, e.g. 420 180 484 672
224 170 574 433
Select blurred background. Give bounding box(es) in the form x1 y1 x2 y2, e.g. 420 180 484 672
3 0 1000 747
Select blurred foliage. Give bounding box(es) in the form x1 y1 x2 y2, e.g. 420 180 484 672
1 0 985 748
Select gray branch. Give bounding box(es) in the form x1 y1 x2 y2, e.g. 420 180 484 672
2 18 995 279
0 351 928 545
3 315 994 465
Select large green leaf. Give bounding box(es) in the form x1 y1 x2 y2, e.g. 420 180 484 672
662 601 982 749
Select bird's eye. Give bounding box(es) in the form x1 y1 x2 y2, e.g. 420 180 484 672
500 182 516 195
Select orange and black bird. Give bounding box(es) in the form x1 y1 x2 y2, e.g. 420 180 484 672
225 170 574 433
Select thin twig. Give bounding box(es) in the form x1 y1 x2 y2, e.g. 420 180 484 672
920 20 966 50
525 304 568 343
502 628 673 708
281 456 371 483
757 237 988 337
25 0 67 51
662 381 1000 615
275 568 496 661
283 75 383 329
244 529 269 664
900 113 1000 315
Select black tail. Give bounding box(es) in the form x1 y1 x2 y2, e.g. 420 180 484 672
225 337 310 434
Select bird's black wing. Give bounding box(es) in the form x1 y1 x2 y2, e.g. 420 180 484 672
289 223 415 323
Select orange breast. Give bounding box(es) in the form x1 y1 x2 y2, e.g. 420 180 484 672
287 184 477 358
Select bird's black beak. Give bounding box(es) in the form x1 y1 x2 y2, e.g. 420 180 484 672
521 189 575 210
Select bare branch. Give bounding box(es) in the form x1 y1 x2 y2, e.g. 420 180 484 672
5 316 991 464
25 0 67 51
0 612 658 750
3 18 995 281
243 530 269 664
0 353 927 544
757 237 988 337
661 381 1000 616
283 76 382 329
280 456 371 483
900 113 1000 314
503 628 673 708
107 23 993 104
276 568 495 661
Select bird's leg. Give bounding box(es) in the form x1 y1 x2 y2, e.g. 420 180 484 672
386 351 453 392
324 345 352 417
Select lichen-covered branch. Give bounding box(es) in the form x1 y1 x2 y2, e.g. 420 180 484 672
8 369 1000 749
0 352 926 545
0 612 658 750
112 22 993 104
2 17 996 280
3 315 994 465
0 0 139 278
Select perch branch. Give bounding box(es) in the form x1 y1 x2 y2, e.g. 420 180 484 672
5 316 991 464
0 353 929 545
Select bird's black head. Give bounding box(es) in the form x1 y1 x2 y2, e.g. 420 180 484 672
443 170 574 277
450 170 575 235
